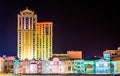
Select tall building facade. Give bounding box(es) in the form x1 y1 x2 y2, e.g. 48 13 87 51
37 22 53 60
17 8 37 60
17 8 53 60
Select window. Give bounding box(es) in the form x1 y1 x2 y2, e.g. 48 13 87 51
19 18 21 25
22 17 24 29
46 27 49 35
26 17 29 29
11 65 13 68
33 23 35 29
68 66 71 71
30 17 32 29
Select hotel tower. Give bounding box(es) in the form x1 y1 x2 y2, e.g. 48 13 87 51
17 8 53 60
37 22 53 60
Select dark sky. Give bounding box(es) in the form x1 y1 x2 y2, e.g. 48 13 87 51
0 0 120 59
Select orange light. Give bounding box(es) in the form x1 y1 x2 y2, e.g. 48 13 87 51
67 51 82 59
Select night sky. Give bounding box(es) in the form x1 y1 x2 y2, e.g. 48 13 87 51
0 0 120 59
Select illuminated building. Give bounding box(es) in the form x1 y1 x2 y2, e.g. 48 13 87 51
0 57 4 73
17 8 53 60
67 51 82 59
84 60 95 74
51 51 82 60
29 59 37 73
117 47 120 56
64 60 74 74
95 59 110 74
51 54 69 60
103 51 110 61
17 8 37 60
4 56 15 73
37 60 42 73
37 22 53 60
115 47 120 60
110 61 117 74
117 61 120 73
103 47 120 60
49 58 65 74
22 58 30 73
42 60 50 74
19 61 24 73
14 58 19 74
74 60 85 74
13 59 42 74
103 50 116 58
